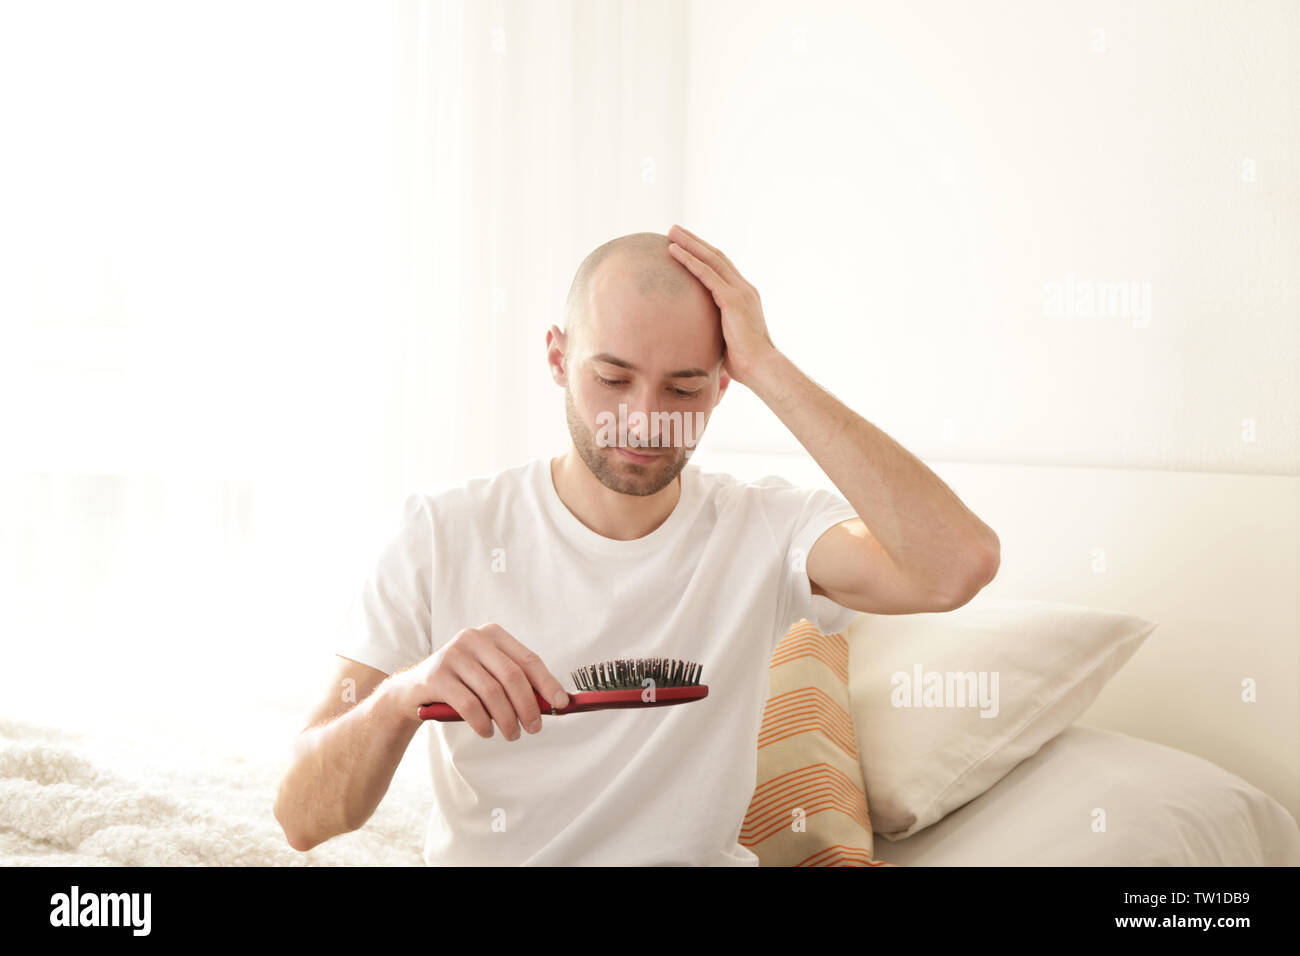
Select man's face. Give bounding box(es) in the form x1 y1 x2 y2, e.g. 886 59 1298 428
561 256 727 497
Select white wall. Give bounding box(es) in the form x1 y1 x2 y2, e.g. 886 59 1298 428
2 0 1295 760
681 0 1298 476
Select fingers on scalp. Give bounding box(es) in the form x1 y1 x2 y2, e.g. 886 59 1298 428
690 234 743 285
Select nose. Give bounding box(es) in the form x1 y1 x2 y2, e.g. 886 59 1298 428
624 386 665 449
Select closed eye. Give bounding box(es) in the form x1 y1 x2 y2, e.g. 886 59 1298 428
595 375 699 399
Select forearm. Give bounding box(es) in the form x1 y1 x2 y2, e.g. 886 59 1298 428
274 677 422 852
746 348 998 580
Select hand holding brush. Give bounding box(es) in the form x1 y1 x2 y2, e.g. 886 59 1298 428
386 623 706 741
420 654 707 722
385 623 570 740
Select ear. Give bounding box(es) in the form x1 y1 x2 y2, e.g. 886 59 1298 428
715 368 731 407
546 325 568 385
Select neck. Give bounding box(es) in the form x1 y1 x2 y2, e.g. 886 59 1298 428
550 450 682 541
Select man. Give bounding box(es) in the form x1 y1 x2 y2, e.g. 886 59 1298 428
273 224 1000 865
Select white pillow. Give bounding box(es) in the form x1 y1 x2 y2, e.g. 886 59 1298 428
846 596 1157 840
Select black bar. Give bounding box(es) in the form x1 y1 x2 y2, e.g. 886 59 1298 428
1 865 1291 940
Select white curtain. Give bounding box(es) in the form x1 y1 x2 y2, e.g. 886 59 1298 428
0 0 688 752
394 0 689 487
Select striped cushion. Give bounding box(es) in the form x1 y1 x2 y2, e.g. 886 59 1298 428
741 619 897 867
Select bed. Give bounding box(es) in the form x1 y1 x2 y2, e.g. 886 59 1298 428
4 709 1295 867
874 723 1300 866
0 712 430 867
715 451 1300 867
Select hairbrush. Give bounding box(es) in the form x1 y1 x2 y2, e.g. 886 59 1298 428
417 657 707 721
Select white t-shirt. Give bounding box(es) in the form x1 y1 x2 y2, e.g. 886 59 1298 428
335 455 859 866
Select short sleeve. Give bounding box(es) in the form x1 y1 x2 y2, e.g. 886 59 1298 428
334 493 433 676
761 479 861 640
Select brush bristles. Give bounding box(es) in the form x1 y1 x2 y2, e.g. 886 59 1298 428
570 657 703 691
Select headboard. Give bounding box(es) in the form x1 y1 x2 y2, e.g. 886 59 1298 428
690 448 1300 823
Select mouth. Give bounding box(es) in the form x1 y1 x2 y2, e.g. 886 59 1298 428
613 446 663 464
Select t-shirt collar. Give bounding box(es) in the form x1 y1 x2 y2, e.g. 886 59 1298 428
535 455 699 557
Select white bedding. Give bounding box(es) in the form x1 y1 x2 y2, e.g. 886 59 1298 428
877 723 1300 866
5 714 1296 866
0 715 431 866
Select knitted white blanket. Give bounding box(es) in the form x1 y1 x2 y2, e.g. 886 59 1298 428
0 716 433 866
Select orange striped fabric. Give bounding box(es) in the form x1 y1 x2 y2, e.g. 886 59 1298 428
741 619 897 867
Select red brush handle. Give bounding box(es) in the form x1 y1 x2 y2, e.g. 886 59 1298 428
417 685 708 721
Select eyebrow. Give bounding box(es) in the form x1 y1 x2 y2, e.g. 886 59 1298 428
590 352 709 379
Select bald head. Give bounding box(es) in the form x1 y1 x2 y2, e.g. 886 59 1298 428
555 231 729 496
563 232 704 351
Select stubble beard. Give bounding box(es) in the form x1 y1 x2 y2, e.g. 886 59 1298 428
564 387 689 497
